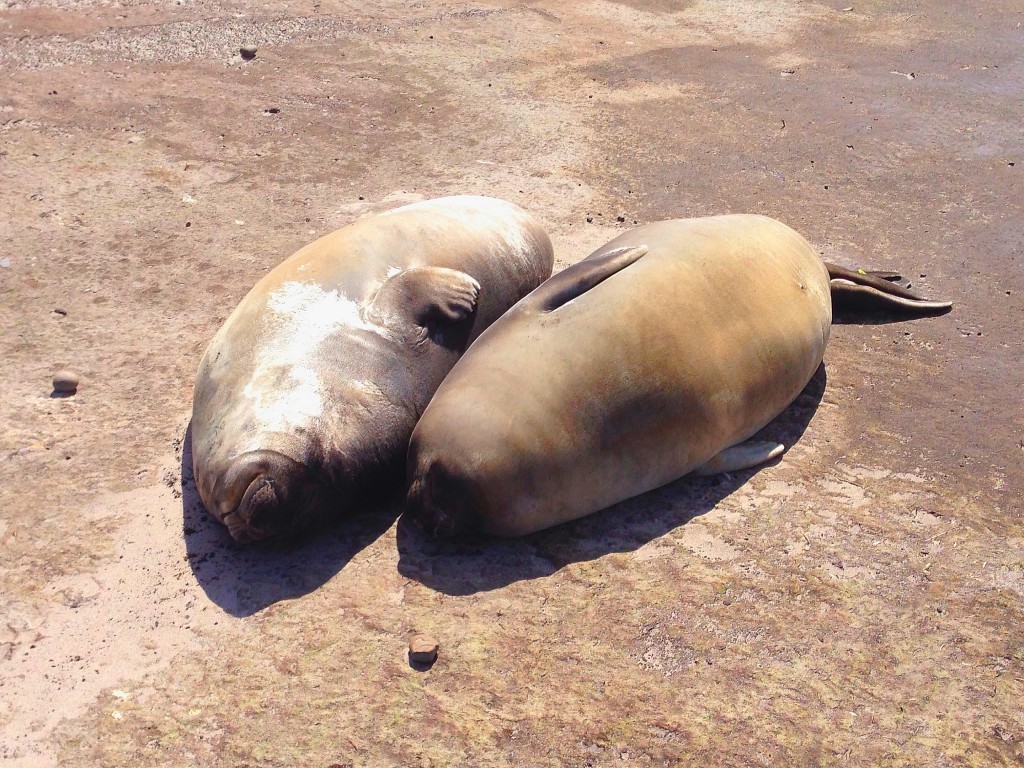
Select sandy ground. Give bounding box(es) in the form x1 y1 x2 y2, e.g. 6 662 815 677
1 0 1022 765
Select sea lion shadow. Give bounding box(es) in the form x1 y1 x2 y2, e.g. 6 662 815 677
396 365 827 597
831 301 949 325
180 424 399 617
832 310 917 326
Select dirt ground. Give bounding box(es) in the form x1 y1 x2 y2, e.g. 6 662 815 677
1 0 1022 765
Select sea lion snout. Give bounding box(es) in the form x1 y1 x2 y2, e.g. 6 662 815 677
237 475 284 541
220 450 307 542
406 457 476 538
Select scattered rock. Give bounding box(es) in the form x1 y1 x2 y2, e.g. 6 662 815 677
264 107 281 115
408 634 439 665
240 44 258 60
0 258 10 268
586 216 593 223
52 308 67 317
52 371 79 394
616 215 625 222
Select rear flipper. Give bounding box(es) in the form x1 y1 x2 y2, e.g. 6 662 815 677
826 263 952 314
863 270 911 289
692 441 785 476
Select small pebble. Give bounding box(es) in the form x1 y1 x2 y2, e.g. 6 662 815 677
240 44 258 60
52 371 79 394
408 634 439 665
586 216 593 223
616 215 625 222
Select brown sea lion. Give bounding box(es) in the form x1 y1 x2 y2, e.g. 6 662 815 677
191 196 553 541
406 214 951 537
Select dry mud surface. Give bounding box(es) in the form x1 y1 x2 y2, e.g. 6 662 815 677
1 1 1023 766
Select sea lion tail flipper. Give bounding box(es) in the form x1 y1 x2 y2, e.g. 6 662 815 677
825 263 953 314
368 266 480 326
692 441 785 476
864 270 906 285
524 245 648 313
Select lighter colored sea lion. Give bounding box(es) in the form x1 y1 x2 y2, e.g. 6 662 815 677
192 195 553 541
406 214 951 537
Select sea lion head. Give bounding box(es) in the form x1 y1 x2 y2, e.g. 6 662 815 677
195 360 411 543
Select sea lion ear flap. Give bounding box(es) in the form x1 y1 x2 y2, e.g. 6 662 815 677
524 245 648 313
367 266 480 328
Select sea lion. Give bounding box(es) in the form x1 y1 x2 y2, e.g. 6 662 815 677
191 195 553 541
406 214 951 537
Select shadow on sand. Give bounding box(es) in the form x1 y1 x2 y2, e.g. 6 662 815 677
181 365 826 607
396 364 827 596
180 425 400 617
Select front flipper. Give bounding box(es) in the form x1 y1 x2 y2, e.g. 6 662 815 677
692 440 785 476
826 263 952 314
366 266 480 331
522 245 648 313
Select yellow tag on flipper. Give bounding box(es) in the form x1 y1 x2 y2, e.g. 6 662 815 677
857 268 867 275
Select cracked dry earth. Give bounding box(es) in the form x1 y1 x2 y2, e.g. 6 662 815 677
1 1 1022 766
